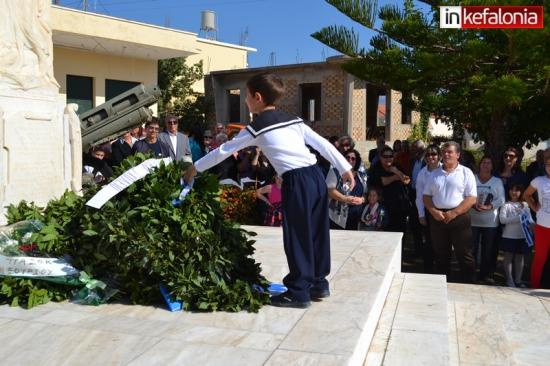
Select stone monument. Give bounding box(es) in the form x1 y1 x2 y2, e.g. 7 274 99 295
0 0 79 224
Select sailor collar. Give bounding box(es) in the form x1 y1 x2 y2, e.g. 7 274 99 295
246 109 303 138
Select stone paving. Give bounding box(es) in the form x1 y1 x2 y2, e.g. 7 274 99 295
0 226 402 366
365 275 550 366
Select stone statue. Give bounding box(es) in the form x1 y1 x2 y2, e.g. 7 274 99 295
1 0 69 225
0 0 59 92
64 103 83 194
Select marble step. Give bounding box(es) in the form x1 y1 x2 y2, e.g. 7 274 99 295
365 273 450 366
448 284 550 366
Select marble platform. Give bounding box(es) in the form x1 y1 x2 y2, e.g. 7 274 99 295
0 226 402 366
364 277 550 366
447 284 550 366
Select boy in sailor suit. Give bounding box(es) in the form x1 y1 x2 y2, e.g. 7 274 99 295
184 73 354 308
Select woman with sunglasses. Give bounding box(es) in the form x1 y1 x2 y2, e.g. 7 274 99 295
368 146 411 235
326 149 367 230
497 147 529 193
415 144 442 273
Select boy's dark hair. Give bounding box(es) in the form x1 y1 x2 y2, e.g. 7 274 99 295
246 73 285 105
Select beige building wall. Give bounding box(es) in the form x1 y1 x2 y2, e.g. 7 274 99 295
51 6 197 56
54 47 157 112
51 5 255 114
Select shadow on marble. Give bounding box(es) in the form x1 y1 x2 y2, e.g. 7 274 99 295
175 305 306 335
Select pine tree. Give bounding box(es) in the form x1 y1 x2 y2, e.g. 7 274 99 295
312 0 550 157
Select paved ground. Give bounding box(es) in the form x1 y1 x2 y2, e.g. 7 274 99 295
0 226 402 366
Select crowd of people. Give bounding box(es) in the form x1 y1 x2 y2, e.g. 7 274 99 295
83 113 550 289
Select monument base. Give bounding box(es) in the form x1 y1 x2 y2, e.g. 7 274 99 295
0 89 68 224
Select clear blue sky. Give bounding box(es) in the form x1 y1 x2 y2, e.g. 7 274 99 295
57 0 416 68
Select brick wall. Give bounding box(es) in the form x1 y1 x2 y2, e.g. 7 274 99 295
277 78 299 116
351 79 366 141
321 73 345 136
389 90 413 141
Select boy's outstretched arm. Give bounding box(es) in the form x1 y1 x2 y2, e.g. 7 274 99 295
301 124 354 190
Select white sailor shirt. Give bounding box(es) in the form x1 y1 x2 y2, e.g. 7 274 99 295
195 110 351 176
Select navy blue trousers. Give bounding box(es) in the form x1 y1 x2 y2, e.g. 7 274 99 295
281 165 331 302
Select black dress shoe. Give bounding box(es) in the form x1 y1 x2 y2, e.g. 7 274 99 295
270 293 311 308
310 288 330 300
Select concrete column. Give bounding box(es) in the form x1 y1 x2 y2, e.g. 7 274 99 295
239 86 248 123
385 88 392 141
211 76 227 125
343 73 354 136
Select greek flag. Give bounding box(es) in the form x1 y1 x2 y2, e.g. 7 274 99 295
520 212 535 247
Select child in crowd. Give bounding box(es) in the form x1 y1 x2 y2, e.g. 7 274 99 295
256 176 283 227
358 187 387 231
499 184 533 287
184 73 354 308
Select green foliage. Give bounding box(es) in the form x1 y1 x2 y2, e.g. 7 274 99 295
407 112 431 143
314 0 550 157
0 278 73 309
158 58 202 112
2 158 270 312
157 58 212 130
6 201 43 223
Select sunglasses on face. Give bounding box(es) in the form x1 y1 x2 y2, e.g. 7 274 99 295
204 136 212 140
346 156 356 161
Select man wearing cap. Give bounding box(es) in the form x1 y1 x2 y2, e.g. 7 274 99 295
159 115 192 162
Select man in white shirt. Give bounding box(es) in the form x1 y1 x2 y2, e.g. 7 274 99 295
423 141 477 282
158 115 192 163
